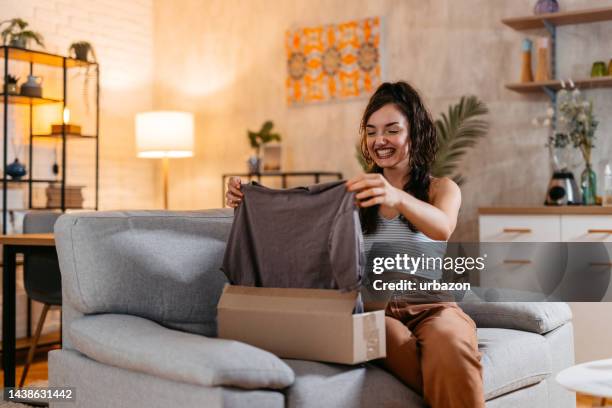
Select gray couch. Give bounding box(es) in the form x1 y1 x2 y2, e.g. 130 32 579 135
49 210 576 408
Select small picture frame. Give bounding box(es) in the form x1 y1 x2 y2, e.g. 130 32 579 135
262 143 282 172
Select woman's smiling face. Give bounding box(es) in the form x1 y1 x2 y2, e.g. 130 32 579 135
365 103 410 169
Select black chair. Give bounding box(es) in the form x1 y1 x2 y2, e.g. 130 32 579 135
19 211 62 387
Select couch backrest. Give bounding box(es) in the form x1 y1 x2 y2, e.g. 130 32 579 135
54 210 233 337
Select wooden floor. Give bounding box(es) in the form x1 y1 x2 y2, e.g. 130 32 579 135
0 348 604 406
0 331 60 387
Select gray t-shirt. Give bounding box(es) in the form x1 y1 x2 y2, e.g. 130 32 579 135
221 181 365 292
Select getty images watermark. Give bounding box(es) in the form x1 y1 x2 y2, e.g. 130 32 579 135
369 253 486 291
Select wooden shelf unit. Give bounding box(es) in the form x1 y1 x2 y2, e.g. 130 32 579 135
32 133 96 139
502 6 612 30
506 76 612 93
502 7 612 99
0 94 62 105
2 46 96 69
1 46 100 232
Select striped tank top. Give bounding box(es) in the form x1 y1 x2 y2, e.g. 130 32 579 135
363 213 447 281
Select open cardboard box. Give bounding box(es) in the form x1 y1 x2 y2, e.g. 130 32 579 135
217 284 386 365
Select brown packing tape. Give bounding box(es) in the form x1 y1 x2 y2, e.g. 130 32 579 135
363 312 381 360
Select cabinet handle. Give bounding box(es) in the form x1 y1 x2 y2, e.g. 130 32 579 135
589 262 612 267
502 228 532 234
503 259 532 265
587 229 612 234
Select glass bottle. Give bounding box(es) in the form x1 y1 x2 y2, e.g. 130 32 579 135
581 163 597 205
603 164 612 207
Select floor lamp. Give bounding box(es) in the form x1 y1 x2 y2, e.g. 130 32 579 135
135 111 194 209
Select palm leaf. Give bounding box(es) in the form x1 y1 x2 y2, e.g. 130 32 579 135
432 96 489 184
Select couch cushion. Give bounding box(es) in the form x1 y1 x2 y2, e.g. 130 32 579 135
70 314 294 390
54 210 233 337
283 359 426 408
479 328 551 400
460 302 572 335
283 327 551 405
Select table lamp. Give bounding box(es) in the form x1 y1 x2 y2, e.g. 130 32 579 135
135 111 194 209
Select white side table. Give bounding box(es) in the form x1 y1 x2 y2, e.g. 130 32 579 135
557 359 612 407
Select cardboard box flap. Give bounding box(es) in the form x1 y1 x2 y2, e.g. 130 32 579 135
218 285 357 314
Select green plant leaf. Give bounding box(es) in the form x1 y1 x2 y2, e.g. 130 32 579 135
432 96 489 184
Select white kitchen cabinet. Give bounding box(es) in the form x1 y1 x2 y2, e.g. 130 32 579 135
479 207 612 363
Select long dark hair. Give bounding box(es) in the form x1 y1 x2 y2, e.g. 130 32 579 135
359 81 438 234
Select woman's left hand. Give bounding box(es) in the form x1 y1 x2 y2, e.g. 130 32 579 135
346 174 403 208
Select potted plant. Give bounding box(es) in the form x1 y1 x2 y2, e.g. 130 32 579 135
3 74 19 94
247 121 282 174
556 87 599 205
69 41 97 62
0 18 44 49
68 41 97 112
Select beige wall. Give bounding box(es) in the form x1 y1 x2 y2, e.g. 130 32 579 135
154 0 612 241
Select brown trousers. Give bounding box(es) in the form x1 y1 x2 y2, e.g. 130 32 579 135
382 299 485 408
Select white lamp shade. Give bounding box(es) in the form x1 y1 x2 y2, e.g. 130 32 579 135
135 111 194 158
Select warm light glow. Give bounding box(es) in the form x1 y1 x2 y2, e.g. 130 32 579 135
135 111 195 158
63 107 70 124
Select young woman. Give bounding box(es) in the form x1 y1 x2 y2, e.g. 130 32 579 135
225 81 485 408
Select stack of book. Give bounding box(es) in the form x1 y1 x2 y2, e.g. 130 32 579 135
46 184 84 208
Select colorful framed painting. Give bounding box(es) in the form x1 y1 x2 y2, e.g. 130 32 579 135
285 17 382 105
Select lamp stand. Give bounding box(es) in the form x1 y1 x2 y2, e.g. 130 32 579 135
162 157 169 210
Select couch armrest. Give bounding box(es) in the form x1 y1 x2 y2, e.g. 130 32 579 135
69 314 294 390
459 302 572 334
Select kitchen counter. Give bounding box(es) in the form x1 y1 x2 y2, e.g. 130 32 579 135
478 206 612 215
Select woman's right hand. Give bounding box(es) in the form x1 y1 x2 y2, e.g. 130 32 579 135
226 176 243 208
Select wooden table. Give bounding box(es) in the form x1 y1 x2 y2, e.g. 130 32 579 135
1 233 55 391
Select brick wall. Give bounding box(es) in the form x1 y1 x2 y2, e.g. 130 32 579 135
0 0 158 338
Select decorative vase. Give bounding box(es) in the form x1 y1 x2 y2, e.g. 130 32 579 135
580 163 597 205
20 75 43 98
534 0 559 15
247 156 261 174
6 158 27 180
9 37 27 49
591 61 607 78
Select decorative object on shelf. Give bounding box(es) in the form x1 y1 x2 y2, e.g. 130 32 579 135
608 59 612 76
544 132 581 205
247 120 281 174
0 18 44 49
5 158 26 180
603 163 612 207
68 41 96 62
556 87 599 205
262 144 281 171
7 131 26 180
68 41 97 112
285 17 381 105
19 74 42 98
135 111 194 209
520 39 534 83
46 184 84 208
534 37 551 81
3 74 19 94
591 61 607 77
51 108 81 135
247 156 261 174
534 0 559 15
